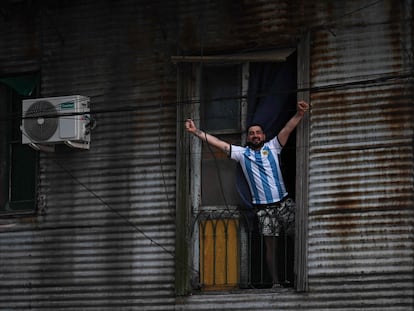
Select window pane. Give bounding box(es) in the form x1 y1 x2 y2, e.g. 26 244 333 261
201 134 241 206
201 65 241 132
201 157 239 206
9 143 37 212
0 86 9 209
0 81 37 214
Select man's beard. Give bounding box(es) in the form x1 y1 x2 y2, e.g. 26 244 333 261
246 140 264 149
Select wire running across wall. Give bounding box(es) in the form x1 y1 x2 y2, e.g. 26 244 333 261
0 68 412 124
0 0 413 298
50 157 200 276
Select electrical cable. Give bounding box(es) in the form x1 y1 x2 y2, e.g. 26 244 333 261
1 0 412 290
203 132 231 212
310 0 385 35
1 68 411 124
51 157 199 275
19 132 201 279
158 85 173 218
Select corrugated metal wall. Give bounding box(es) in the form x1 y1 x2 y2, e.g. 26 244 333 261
308 0 414 307
177 0 414 310
0 0 178 310
0 0 413 310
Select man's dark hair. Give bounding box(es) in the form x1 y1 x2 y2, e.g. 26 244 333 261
246 123 265 133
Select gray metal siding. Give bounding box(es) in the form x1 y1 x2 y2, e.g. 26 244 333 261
1 0 178 310
307 0 414 309
0 0 413 311
176 0 414 310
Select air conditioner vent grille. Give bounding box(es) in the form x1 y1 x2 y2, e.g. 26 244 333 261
24 100 59 141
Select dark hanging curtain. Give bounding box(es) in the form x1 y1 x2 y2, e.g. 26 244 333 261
237 52 297 210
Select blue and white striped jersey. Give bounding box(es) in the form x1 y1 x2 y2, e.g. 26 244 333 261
230 137 288 205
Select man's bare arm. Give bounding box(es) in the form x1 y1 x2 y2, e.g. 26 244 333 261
277 100 309 147
185 119 231 155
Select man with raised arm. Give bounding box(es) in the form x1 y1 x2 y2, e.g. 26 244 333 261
185 100 309 288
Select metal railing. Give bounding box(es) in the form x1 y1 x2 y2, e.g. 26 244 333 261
193 207 294 291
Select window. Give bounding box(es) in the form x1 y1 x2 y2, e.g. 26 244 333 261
176 43 310 294
200 64 244 207
198 64 246 290
0 75 39 215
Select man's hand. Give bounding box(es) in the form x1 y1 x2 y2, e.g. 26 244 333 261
184 118 231 155
278 100 309 146
297 100 309 117
185 119 198 134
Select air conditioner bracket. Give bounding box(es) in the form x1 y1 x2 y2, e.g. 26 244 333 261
64 140 90 150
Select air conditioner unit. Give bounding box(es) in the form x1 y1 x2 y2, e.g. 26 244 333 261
22 95 91 150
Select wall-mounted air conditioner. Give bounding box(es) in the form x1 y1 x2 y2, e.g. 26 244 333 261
22 95 91 150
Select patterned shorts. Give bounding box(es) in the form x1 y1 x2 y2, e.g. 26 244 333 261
255 198 295 237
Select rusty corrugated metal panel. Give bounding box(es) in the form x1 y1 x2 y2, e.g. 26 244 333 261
0 0 413 310
307 0 414 310
177 0 414 310
176 0 309 53
0 3 40 73
0 0 178 310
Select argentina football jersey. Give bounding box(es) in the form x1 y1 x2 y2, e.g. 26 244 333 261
231 137 288 205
